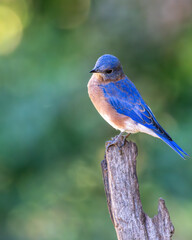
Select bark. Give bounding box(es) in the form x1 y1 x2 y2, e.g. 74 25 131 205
101 136 174 240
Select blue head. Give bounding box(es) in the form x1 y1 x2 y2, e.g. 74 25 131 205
90 54 124 81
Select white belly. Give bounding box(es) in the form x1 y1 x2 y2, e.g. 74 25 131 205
101 112 159 138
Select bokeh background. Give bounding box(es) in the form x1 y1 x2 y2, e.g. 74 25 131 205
0 0 192 239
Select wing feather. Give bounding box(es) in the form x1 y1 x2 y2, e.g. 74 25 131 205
100 78 171 138
99 77 188 159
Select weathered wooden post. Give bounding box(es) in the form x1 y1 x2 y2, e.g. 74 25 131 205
101 136 174 240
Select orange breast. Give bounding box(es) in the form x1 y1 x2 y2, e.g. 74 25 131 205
87 74 130 131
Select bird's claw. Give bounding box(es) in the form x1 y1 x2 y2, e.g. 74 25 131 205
106 133 131 150
106 136 119 149
119 133 130 148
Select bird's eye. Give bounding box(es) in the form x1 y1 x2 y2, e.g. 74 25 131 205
105 69 113 74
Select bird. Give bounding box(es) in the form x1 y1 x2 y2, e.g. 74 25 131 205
87 54 189 159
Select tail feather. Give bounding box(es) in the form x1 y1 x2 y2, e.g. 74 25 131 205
171 141 189 156
159 135 188 160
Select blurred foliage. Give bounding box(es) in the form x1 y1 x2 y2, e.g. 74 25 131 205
0 0 192 239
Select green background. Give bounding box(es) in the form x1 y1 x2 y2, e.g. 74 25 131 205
0 0 192 239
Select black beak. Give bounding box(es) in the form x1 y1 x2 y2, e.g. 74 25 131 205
89 68 97 73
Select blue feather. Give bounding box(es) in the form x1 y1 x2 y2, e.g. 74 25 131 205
159 136 188 159
100 78 188 159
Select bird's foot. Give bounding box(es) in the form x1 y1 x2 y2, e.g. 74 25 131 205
120 133 131 148
106 133 131 150
106 139 118 149
106 132 123 149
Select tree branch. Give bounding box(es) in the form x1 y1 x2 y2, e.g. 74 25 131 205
101 136 174 240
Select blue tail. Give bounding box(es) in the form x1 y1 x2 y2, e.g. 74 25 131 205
159 135 189 159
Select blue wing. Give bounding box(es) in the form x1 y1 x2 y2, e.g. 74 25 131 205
99 77 188 159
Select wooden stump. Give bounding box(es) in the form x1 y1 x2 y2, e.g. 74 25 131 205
101 136 174 240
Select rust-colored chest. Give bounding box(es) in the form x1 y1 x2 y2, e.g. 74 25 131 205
87 75 130 131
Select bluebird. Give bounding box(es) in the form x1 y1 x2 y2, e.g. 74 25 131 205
88 54 189 159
